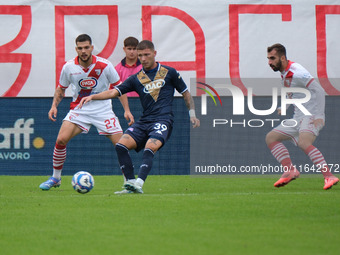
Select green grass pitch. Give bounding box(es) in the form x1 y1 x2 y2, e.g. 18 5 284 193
0 175 339 255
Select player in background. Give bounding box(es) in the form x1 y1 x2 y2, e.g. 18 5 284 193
39 34 134 190
115 36 142 97
265 43 339 190
79 40 200 194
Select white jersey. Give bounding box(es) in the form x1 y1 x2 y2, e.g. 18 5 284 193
59 55 121 114
281 61 325 120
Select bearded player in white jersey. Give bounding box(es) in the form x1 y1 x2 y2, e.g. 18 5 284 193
265 43 339 190
39 34 134 190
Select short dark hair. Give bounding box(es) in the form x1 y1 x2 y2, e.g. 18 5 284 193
75 34 92 44
137 40 154 51
124 37 139 47
267 43 286 58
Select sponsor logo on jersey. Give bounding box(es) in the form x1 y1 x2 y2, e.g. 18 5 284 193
79 77 98 89
137 65 168 102
143 79 165 94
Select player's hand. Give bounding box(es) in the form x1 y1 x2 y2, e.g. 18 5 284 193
313 118 324 130
78 96 93 109
191 117 200 128
48 106 58 122
124 111 135 126
277 108 282 115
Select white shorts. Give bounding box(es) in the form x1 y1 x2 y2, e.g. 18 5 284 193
64 110 123 135
273 116 323 146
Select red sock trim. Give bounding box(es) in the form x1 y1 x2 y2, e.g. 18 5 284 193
304 145 315 155
268 141 280 150
55 143 66 150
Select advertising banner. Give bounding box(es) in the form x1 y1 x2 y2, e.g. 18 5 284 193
0 98 189 175
0 0 340 97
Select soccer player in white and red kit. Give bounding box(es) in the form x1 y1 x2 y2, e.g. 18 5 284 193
266 43 339 190
39 34 134 190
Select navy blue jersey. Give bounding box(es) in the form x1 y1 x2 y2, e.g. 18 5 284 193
115 63 188 122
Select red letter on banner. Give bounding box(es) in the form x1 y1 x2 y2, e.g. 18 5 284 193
0 6 32 97
142 6 206 94
55 6 119 88
315 5 340 95
229 4 291 95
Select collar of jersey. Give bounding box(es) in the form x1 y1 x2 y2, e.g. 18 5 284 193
142 62 160 74
282 60 293 74
75 55 97 72
122 57 141 68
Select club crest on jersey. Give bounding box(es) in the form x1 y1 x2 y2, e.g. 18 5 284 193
95 69 101 76
79 77 98 89
143 79 165 94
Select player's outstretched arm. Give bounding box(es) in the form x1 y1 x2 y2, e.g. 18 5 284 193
48 87 65 122
118 94 135 126
78 89 120 109
182 90 200 128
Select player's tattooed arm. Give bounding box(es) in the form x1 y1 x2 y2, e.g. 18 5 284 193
79 88 120 109
182 90 200 128
48 87 65 122
52 87 65 108
182 90 195 110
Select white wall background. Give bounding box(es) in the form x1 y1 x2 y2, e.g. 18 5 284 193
0 0 340 97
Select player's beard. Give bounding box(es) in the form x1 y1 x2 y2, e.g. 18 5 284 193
270 60 282 72
79 54 91 64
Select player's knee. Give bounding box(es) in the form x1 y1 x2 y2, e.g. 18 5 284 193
265 132 276 146
297 140 311 151
55 139 67 146
145 138 162 152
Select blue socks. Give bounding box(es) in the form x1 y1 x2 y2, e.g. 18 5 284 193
115 143 135 180
116 144 155 182
138 148 155 181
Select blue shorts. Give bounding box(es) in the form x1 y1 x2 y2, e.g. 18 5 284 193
125 119 173 152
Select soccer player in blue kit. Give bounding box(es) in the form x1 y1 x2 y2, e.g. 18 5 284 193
79 40 200 194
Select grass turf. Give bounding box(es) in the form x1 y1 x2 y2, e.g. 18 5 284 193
0 175 339 255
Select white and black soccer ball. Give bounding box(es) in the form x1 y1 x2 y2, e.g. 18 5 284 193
72 171 95 194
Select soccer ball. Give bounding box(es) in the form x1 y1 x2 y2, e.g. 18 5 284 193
72 171 95 194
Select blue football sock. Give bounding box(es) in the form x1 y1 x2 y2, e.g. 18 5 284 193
138 148 155 181
115 143 135 180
